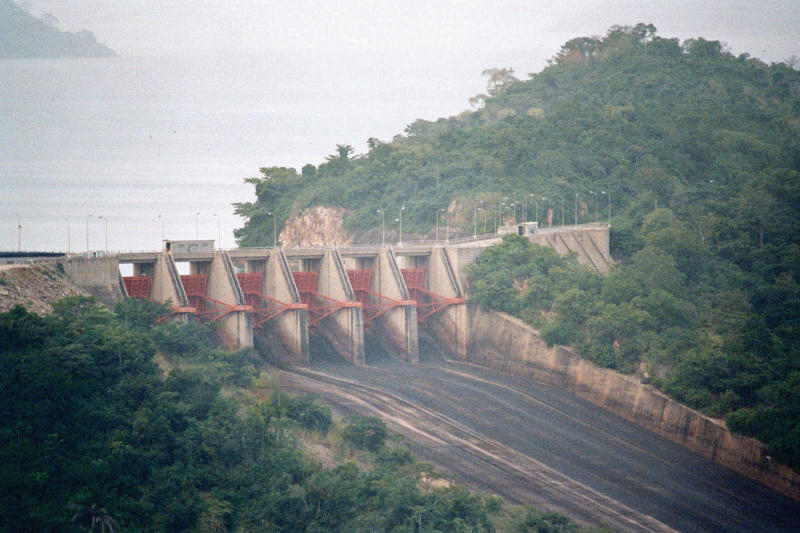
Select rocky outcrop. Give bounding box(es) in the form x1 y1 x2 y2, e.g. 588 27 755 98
0 263 83 314
281 206 351 247
465 305 800 501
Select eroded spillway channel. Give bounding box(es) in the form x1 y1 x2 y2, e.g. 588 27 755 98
284 357 800 533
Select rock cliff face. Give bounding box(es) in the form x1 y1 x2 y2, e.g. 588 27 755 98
280 206 351 247
0 263 83 314
465 305 800 500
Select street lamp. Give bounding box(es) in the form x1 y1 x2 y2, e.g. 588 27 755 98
541 198 551 227
98 216 108 252
436 208 444 241
525 194 535 222
65 218 70 253
267 211 277 247
158 214 164 247
556 195 565 226
601 190 611 225
474 207 483 238
86 214 92 252
589 191 598 222
377 209 385 245
574 193 579 225
15 213 21 252
398 205 405 245
213 214 221 250
474 202 483 238
196 212 200 239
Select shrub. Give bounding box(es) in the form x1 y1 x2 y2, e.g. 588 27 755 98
341 415 388 453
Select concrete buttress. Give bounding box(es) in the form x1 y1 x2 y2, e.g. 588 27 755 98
317 249 365 365
151 252 194 323
425 246 468 360
245 250 310 366
374 247 418 363
197 251 254 350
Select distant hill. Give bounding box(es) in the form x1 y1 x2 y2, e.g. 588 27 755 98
0 0 116 58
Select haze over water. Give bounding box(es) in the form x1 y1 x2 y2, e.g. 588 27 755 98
1 50 510 252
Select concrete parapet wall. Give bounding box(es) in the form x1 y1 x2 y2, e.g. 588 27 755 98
465 305 800 500
59 255 125 308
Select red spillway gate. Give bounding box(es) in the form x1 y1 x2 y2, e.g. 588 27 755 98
180 274 251 322
347 269 415 325
121 275 195 323
123 276 151 299
292 271 360 327
400 268 465 322
236 273 306 328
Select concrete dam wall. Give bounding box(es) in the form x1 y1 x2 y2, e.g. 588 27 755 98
464 305 800 501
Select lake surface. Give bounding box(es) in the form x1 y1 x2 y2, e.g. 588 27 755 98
1 50 540 253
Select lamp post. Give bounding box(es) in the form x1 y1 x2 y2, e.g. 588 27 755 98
15 213 21 252
446 209 450 242
195 212 200 239
158 215 164 248
65 218 70 253
525 194 535 222
589 191 598 222
98 216 108 252
473 202 483 238
267 212 277 247
398 205 405 245
601 190 611 225
213 214 221 250
86 214 92 252
482 207 488 235
474 207 483 238
377 209 385 245
556 195 565 226
541 198 551 227
574 193 579 225
436 208 444 241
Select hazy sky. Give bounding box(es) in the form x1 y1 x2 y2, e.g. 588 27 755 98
20 0 800 67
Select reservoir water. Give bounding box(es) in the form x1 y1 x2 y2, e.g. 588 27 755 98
2 50 539 253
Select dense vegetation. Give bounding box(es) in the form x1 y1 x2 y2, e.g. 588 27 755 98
233 25 800 472
0 297 610 532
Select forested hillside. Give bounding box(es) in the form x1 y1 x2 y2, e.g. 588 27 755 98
234 25 800 471
1 297 609 532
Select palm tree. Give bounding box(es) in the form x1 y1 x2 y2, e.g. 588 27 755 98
71 504 120 533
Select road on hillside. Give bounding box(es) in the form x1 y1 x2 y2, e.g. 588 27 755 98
283 356 800 533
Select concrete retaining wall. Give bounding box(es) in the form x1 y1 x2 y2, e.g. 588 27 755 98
58 255 125 308
465 305 800 501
